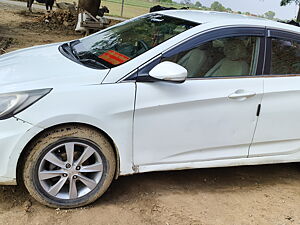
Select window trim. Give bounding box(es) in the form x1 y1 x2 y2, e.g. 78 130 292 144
268 29 300 42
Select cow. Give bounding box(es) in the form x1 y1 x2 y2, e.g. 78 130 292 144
77 0 109 18
97 6 109 17
78 0 100 17
27 0 55 12
149 5 189 13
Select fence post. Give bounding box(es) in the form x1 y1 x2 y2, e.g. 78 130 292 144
121 0 125 17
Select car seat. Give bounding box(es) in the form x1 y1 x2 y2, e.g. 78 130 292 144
177 48 208 78
204 39 249 77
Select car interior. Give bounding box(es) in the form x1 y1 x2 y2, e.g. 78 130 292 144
271 38 300 75
167 36 261 78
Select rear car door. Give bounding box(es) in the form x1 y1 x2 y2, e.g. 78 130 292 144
250 30 300 157
133 27 266 168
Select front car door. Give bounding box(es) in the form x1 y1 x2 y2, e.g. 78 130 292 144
133 27 265 171
250 29 300 159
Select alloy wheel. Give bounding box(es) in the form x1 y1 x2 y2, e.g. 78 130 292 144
38 141 104 200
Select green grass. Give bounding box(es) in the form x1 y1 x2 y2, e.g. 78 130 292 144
104 0 181 8
101 0 149 18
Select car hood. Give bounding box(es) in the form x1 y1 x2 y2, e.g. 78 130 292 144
0 43 110 93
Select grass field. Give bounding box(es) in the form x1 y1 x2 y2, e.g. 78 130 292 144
101 0 198 18
101 1 149 18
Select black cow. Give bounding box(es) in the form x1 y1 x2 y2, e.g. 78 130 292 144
27 0 55 12
149 5 189 13
97 6 109 17
77 0 109 18
78 0 100 17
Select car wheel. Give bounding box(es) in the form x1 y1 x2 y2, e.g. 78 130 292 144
23 124 116 208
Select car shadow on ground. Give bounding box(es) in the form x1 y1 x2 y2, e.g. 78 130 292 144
98 163 300 205
0 163 299 208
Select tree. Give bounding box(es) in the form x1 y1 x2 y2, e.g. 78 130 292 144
281 0 300 21
195 1 202 7
210 1 226 12
264 11 276 20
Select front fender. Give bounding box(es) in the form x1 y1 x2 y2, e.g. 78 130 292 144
16 83 136 176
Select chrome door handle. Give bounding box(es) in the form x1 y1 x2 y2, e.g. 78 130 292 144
228 90 256 99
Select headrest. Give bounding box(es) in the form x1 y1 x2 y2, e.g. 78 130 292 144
224 39 248 61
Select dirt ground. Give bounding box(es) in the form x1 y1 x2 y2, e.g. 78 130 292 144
0 2 81 53
2 3 300 225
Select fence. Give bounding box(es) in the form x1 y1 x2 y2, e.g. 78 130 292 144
101 0 184 18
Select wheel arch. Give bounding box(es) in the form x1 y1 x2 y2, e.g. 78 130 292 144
16 122 121 185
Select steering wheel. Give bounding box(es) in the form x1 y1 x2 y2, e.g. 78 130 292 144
134 40 150 55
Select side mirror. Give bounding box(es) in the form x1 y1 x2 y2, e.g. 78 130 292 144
149 61 187 83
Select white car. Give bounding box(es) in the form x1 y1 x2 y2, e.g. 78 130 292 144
1 10 300 208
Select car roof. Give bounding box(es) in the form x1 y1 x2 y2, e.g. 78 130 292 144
158 10 300 34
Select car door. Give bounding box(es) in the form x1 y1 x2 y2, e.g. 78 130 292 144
133 27 265 167
250 30 300 157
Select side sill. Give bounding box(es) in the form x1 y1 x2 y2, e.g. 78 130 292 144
136 153 300 174
0 178 17 185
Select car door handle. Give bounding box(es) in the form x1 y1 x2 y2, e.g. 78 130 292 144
228 90 256 100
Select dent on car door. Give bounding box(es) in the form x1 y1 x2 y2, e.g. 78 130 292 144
133 28 265 168
250 30 300 157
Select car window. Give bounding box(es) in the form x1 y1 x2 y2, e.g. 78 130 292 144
163 36 261 78
271 38 300 75
70 14 198 69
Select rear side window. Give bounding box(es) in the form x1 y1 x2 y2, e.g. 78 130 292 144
271 38 300 75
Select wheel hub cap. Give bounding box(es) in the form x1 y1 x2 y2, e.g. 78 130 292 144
38 141 104 200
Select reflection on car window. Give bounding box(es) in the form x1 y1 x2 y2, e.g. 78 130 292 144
164 36 261 78
71 14 198 69
271 38 300 75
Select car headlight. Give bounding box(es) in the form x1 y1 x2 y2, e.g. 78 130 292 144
0 88 52 120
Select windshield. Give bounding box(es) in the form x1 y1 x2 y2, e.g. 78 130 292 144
71 14 198 69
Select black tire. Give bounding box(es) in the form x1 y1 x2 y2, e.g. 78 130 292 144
23 124 116 208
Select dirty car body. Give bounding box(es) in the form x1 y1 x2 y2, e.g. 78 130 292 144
1 10 300 208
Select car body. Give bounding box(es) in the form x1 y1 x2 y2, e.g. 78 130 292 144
1 10 300 207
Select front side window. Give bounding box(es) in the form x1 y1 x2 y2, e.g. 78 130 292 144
70 14 198 69
271 38 300 75
164 36 261 78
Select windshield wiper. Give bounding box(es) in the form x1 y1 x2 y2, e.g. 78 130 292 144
68 40 109 69
79 58 109 69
